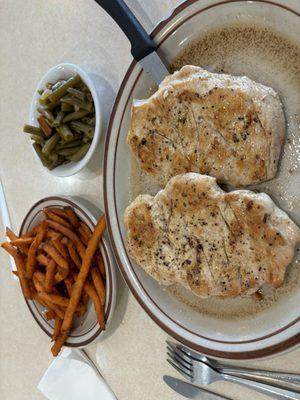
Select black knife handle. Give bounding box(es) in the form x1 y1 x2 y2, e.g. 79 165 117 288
94 0 157 61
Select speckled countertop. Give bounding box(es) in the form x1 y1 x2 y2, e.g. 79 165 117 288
0 1 299 399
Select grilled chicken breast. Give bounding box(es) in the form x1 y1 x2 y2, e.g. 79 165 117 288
124 173 300 298
127 66 285 187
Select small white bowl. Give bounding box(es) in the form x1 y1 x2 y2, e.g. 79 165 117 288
29 63 102 177
19 196 117 348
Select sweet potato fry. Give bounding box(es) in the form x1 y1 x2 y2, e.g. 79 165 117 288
64 275 73 297
52 316 62 341
1 242 31 299
51 237 68 258
26 221 47 278
39 292 70 308
33 294 65 320
65 207 79 228
36 253 51 267
79 221 92 239
60 215 106 335
54 269 69 283
44 310 56 321
42 243 69 272
11 237 34 246
78 227 88 245
6 228 29 255
46 229 61 240
95 251 105 278
51 331 68 357
67 241 81 269
46 208 69 219
84 281 105 330
45 259 56 293
43 208 72 228
45 219 85 257
91 267 106 306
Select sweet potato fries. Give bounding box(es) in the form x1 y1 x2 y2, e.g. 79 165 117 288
1 208 106 356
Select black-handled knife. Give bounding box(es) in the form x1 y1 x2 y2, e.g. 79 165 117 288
94 0 169 83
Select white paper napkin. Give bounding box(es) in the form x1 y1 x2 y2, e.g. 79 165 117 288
38 348 117 400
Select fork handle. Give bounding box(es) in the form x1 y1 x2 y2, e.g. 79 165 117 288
220 368 300 392
223 374 300 400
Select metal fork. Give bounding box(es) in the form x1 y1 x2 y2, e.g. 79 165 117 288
178 344 300 392
167 342 300 400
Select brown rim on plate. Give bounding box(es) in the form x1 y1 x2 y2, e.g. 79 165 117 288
19 196 113 347
104 0 300 358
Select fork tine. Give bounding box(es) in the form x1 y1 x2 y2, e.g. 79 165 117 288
167 350 193 376
167 345 193 369
167 342 193 366
167 358 193 380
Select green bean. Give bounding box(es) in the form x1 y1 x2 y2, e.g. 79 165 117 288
55 139 83 150
63 109 90 123
52 111 65 127
61 103 73 112
48 74 81 104
56 124 74 142
69 121 93 134
38 89 44 95
67 143 90 162
30 134 45 145
84 128 94 140
60 97 93 112
49 155 65 170
48 152 58 162
42 133 60 156
56 146 82 156
33 143 51 168
51 80 66 91
67 87 85 100
23 124 44 137
39 88 52 105
37 107 55 123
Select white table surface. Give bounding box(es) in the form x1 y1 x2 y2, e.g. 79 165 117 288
0 1 299 399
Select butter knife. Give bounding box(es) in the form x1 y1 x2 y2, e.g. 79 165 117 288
163 375 232 400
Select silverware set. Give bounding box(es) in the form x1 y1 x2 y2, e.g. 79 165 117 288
165 341 300 399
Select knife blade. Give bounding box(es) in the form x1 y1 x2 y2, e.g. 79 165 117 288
94 0 169 84
163 375 232 400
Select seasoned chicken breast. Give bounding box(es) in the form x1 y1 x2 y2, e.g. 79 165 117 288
124 173 300 298
127 66 285 187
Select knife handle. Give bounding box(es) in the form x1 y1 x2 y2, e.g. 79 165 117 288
94 0 156 61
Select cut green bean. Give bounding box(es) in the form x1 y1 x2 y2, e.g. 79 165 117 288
33 143 51 168
67 87 85 100
60 97 92 112
61 103 73 112
30 134 45 145
56 124 74 142
55 139 83 150
63 109 90 123
52 111 65 127
69 121 93 134
38 89 44 95
42 133 60 156
51 80 66 92
67 143 90 162
23 124 44 136
39 88 52 105
48 74 81 104
56 146 82 156
37 107 55 123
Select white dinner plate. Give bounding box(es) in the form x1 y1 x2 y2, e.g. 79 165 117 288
104 0 300 359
